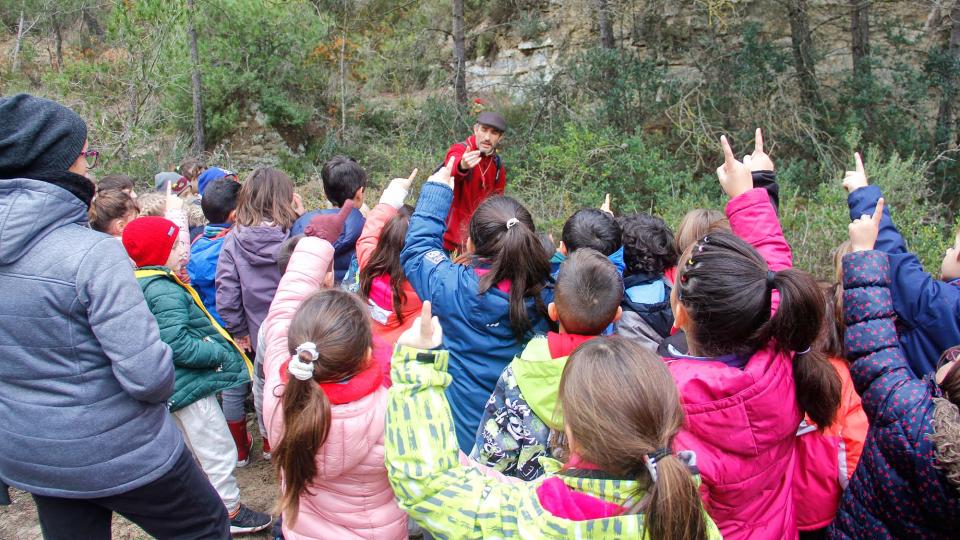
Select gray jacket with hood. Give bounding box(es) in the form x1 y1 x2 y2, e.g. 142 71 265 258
0 178 184 498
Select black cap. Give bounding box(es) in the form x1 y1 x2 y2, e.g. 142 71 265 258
477 111 507 132
0 94 88 179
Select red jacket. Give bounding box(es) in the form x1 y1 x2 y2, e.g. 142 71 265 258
443 135 506 251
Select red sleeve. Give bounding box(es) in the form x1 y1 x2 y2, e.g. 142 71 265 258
445 143 470 182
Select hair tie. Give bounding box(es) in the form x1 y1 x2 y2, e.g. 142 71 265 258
288 342 318 381
766 270 777 290
505 218 519 230
796 347 811 355
643 447 671 483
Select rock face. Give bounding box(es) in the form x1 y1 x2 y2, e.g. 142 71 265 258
464 1 935 98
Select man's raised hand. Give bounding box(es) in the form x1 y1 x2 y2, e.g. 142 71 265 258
843 152 869 193
716 135 753 199
460 150 482 171
849 197 884 252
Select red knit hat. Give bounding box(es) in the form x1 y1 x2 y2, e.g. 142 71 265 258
122 216 180 268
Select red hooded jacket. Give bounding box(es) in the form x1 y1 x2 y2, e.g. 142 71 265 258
442 135 506 251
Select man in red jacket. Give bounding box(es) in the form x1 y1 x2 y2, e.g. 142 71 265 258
442 111 507 252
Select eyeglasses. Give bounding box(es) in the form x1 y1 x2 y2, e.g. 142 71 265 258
80 149 100 169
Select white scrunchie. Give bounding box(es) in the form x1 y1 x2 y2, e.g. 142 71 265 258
505 218 519 230
288 341 318 381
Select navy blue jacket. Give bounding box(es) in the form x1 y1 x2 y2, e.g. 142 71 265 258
400 182 553 450
828 250 960 539
291 207 365 282
847 186 960 377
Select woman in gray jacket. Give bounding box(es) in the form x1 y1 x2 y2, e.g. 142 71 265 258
0 94 229 539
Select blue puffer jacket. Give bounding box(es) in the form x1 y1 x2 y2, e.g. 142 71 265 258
291 207 365 282
848 186 960 377
187 224 230 327
0 177 183 499
400 182 553 450
828 250 960 539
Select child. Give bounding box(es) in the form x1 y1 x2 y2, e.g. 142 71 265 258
122 216 272 535
829 204 960 537
136 191 166 217
179 157 205 195
387 311 722 539
216 166 300 464
357 170 422 348
97 173 138 199
471 248 622 480
616 212 679 352
792 281 868 537
88 189 139 238
843 152 960 377
261 211 406 539
188 178 239 333
663 134 841 539
291 155 367 282
559 207 624 274
400 160 554 450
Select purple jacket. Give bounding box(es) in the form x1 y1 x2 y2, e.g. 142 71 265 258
215 225 288 350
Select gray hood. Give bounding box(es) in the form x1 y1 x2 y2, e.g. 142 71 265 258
0 178 88 265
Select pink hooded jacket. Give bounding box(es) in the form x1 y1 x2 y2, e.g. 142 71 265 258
261 237 407 540
667 187 803 540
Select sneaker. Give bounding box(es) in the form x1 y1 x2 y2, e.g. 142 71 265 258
229 504 273 535
262 438 272 461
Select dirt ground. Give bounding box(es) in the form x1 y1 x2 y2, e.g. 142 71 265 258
0 418 279 540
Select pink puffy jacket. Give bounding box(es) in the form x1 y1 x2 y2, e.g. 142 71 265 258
261 237 407 540
667 188 803 540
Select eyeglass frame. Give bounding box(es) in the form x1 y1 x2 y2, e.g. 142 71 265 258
80 149 100 169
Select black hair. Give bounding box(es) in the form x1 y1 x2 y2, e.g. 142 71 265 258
321 155 367 207
555 248 623 335
561 208 621 256
277 235 305 275
537 232 556 260
469 196 551 339
675 230 841 428
200 178 241 224
619 212 679 276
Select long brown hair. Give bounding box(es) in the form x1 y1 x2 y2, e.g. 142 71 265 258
674 231 841 427
235 166 299 230
358 205 413 323
273 289 372 526
559 337 708 540
468 196 550 339
89 190 138 234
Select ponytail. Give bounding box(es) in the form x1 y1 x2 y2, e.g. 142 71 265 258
89 190 138 234
358 205 413 323
273 375 332 527
645 454 709 540
675 231 841 429
469 196 550 340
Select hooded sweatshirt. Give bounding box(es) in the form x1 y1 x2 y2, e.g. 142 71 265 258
0 177 183 498
215 224 288 349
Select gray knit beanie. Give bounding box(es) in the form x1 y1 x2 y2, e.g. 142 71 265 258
0 94 88 178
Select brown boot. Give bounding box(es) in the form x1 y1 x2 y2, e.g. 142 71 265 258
227 420 252 467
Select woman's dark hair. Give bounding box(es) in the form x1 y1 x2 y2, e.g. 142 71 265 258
560 337 708 540
274 289 372 526
674 231 841 427
619 212 680 276
561 208 621 256
359 205 413 323
469 196 550 339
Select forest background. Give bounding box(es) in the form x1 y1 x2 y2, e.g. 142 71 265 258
2 0 960 278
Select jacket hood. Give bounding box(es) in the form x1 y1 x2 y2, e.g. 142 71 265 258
0 178 88 265
512 337 567 430
231 225 288 265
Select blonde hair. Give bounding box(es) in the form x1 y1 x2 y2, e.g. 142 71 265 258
675 209 730 254
136 192 166 217
89 190 138 234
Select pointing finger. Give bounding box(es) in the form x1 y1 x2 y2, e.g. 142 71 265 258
408 168 418 182
755 128 763 154
446 156 457 175
721 135 735 165
855 152 865 175
420 301 433 337
872 198 885 225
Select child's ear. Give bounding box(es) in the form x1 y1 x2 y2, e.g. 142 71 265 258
673 302 690 330
109 219 125 237
612 306 623 323
365 346 373 361
227 209 237 224
559 241 568 257
548 302 559 322
354 186 365 203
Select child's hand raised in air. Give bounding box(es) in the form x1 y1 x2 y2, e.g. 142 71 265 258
743 128 774 172
380 168 418 208
427 157 457 190
600 193 613 217
304 199 354 242
849 197 884 252
842 152 869 193
397 301 443 350
165 180 183 212
716 135 753 199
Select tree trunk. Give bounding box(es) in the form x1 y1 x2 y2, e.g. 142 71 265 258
850 0 871 82
597 0 615 49
12 11 25 73
936 1 960 148
786 0 822 113
52 15 63 71
187 0 205 155
452 0 467 105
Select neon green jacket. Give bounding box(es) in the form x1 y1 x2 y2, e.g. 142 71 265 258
385 345 723 539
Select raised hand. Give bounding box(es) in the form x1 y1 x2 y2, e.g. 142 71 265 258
165 179 183 211
600 193 613 216
304 199 354 242
427 156 457 190
716 135 753 199
743 128 774 172
292 192 306 216
380 168 417 208
842 152 869 193
460 150 483 171
849 197 884 252
397 301 443 350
